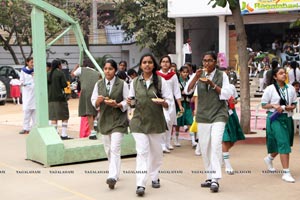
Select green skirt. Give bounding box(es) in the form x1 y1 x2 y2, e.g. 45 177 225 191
49 101 70 121
176 101 193 126
266 112 294 154
223 109 245 142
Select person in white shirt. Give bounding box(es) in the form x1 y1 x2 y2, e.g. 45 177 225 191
157 55 183 152
185 51 231 193
19 57 36 134
261 67 297 183
91 59 129 190
182 38 192 64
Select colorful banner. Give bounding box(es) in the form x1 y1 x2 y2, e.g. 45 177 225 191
241 0 300 14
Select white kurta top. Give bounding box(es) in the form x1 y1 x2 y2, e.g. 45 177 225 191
20 68 35 110
158 70 182 125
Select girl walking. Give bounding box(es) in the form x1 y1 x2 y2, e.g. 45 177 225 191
261 67 297 183
91 59 129 189
127 54 173 196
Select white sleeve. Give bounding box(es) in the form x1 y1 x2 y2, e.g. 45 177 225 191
184 73 197 95
120 82 129 112
261 86 271 104
219 72 231 100
91 82 99 109
172 75 182 100
161 78 173 110
128 80 135 98
73 67 82 76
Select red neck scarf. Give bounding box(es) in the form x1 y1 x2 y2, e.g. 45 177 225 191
156 70 176 80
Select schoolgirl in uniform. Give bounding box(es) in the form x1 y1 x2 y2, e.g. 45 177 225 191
222 83 245 175
19 57 36 134
175 66 195 147
91 59 129 189
127 53 173 196
261 67 297 183
157 55 183 152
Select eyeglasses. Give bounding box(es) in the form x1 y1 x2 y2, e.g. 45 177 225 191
202 59 215 64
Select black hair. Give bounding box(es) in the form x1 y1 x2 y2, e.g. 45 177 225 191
271 67 285 84
139 53 162 98
159 55 172 65
290 61 297 81
25 57 33 65
46 62 51 68
127 68 137 77
116 70 129 84
292 81 300 86
202 51 217 61
119 60 127 71
105 59 118 72
48 59 61 84
179 66 188 72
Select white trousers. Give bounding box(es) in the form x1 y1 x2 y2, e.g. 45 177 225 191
132 132 163 187
102 132 124 180
161 121 173 147
197 122 225 180
23 109 36 131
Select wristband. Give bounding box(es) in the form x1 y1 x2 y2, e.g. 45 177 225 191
212 84 217 90
281 105 285 111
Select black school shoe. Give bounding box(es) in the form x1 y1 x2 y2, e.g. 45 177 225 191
136 186 145 196
106 178 117 189
60 136 73 140
152 179 160 188
201 179 211 187
210 181 219 193
89 135 97 140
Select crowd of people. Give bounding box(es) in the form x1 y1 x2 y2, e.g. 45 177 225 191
17 49 300 196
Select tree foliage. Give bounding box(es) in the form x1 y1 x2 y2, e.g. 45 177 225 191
113 0 175 57
0 0 109 64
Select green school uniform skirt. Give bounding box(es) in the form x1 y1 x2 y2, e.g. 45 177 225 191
222 109 245 142
49 101 70 120
176 101 193 126
266 112 294 154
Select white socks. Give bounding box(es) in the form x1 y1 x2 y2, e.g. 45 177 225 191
61 122 68 137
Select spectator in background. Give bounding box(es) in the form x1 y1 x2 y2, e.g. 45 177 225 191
264 60 279 88
292 81 300 97
118 61 127 72
46 62 52 72
182 38 192 64
226 67 238 86
19 57 36 134
171 62 178 73
10 74 21 105
288 61 300 85
127 68 138 81
71 59 101 139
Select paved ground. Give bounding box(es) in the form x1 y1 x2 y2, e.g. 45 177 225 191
1 99 300 200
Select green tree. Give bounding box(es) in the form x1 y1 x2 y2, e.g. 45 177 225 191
113 0 175 57
209 0 251 134
0 0 65 64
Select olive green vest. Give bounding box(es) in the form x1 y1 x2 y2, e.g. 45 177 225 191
78 67 99 116
97 77 128 135
196 69 228 123
130 76 167 134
